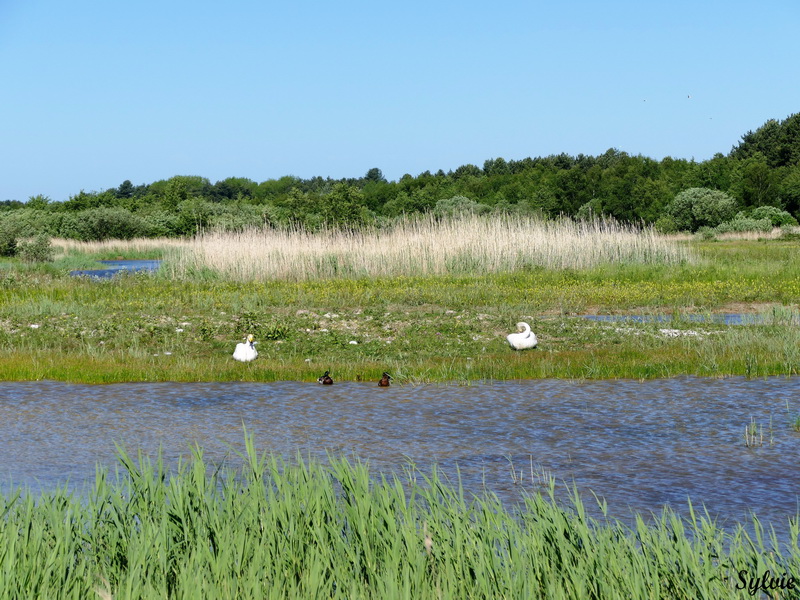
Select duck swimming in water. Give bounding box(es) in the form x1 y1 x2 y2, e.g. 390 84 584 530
318 370 334 385
378 372 392 386
233 334 258 362
506 322 538 350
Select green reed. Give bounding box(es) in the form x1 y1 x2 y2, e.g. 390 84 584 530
1 435 798 599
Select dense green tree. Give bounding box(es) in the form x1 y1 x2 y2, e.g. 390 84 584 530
212 177 257 202
0 200 25 210
483 157 510 177
732 154 780 208
364 167 386 183
318 183 369 229
10 113 800 238
275 188 318 227
26 194 51 210
116 180 135 199
779 165 800 216
362 179 396 212
451 164 483 180
62 190 103 211
730 113 800 168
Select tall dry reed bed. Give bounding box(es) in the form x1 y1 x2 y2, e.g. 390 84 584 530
1 436 797 599
167 215 693 281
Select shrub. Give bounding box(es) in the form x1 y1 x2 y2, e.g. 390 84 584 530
17 234 54 262
58 207 149 241
714 217 772 234
139 210 184 237
0 208 59 237
576 200 602 221
653 215 678 234
433 196 490 218
750 205 798 226
0 221 19 256
695 226 716 240
208 205 267 231
666 188 737 232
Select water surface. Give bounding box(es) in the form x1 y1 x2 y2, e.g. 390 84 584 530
69 259 161 279
1 378 799 532
581 313 784 325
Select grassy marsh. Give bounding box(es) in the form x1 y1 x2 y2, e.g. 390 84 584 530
1 221 799 383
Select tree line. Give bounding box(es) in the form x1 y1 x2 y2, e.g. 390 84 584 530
2 112 799 243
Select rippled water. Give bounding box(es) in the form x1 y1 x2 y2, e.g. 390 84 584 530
1 378 799 531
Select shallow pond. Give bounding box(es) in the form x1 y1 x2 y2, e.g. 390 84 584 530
69 259 161 279
582 313 795 325
1 378 799 532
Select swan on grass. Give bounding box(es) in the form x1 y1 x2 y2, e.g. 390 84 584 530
506 322 538 350
233 334 258 362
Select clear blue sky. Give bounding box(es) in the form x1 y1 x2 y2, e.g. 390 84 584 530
1 0 798 202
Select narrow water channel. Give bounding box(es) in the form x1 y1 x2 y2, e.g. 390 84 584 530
1 377 798 532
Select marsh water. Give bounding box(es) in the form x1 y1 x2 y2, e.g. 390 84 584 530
1 378 799 531
69 259 162 278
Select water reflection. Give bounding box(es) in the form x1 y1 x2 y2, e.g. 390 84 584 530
1 378 799 531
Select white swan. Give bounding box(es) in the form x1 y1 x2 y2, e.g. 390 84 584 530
233 334 258 362
506 322 538 350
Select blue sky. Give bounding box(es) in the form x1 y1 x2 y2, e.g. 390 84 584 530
1 0 798 202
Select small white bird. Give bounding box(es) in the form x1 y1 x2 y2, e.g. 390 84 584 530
233 334 258 362
506 322 538 350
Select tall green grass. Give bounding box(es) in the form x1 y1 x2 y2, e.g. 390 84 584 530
1 435 797 599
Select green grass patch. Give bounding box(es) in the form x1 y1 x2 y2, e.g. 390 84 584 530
1 435 797 598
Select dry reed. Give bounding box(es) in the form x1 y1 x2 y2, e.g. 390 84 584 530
168 215 693 281
51 237 190 255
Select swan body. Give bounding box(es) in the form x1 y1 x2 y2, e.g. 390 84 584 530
233 334 258 362
378 372 392 387
506 322 538 350
318 370 334 384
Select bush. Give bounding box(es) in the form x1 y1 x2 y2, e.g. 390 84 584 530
433 196 490 218
0 208 59 237
208 205 267 232
695 226 716 240
17 234 53 262
713 217 772 234
653 215 678 234
0 222 19 256
750 205 798 226
139 210 184 237
666 188 737 232
576 200 602 221
58 207 149 241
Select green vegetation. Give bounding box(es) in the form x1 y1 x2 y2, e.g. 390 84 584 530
0 232 799 384
1 435 797 598
2 113 800 240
